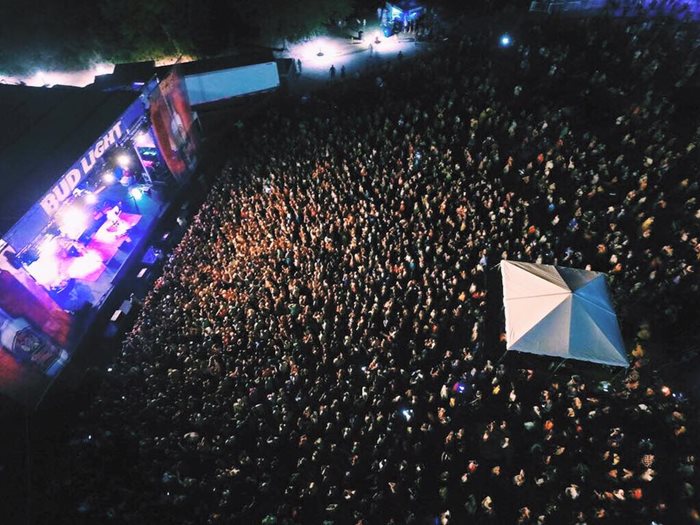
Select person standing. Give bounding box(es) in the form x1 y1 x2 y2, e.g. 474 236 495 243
340 65 346 79
297 59 302 75
330 65 336 80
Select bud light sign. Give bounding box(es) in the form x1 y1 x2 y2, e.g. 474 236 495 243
38 98 144 217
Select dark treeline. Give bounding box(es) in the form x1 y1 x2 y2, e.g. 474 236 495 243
0 0 356 75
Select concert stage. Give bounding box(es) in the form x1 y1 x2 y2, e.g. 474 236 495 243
0 68 198 407
25 183 167 312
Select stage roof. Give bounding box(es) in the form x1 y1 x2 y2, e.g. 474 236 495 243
0 85 139 236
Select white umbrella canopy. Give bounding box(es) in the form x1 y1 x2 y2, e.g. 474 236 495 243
500 260 629 367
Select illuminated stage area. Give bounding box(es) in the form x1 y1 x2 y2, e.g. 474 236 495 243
0 70 198 407
11 125 175 314
25 181 166 312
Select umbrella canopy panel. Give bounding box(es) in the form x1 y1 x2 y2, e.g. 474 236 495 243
501 260 628 367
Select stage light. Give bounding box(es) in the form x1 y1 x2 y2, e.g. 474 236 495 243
34 71 47 85
129 187 143 200
58 206 89 239
134 131 153 148
288 37 342 68
499 34 512 47
117 153 131 168
84 192 98 205
401 408 413 422
4 63 120 88
61 207 87 226
94 63 113 75
38 236 58 256
372 32 405 54
103 171 116 184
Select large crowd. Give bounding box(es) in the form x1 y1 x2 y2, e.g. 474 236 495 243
37 11 699 525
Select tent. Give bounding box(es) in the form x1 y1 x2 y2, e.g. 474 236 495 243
500 260 628 367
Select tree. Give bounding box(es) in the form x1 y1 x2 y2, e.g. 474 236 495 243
0 0 101 74
233 0 355 45
0 0 358 75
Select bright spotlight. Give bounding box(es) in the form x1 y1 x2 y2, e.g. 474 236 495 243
134 131 152 148
62 207 86 225
38 236 58 256
59 206 89 239
84 192 98 205
499 34 512 47
129 187 143 200
94 63 113 75
288 37 343 68
103 171 116 184
116 153 131 168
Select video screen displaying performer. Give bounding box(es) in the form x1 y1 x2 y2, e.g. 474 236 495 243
149 70 197 182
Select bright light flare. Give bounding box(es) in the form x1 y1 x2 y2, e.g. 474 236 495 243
372 33 407 55
84 192 98 205
1 62 115 88
129 187 143 200
67 250 103 278
34 71 47 85
94 63 114 76
116 153 131 168
38 236 58 257
154 55 196 67
102 171 116 184
58 206 89 239
289 37 344 68
134 131 154 148
500 34 512 47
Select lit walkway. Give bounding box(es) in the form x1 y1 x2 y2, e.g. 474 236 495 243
279 24 431 95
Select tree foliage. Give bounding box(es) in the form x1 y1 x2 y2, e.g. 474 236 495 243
0 0 101 74
237 0 355 43
0 0 357 75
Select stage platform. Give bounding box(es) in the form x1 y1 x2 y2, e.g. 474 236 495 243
0 182 174 407
26 183 169 313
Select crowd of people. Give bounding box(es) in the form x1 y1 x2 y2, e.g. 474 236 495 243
37 11 699 525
